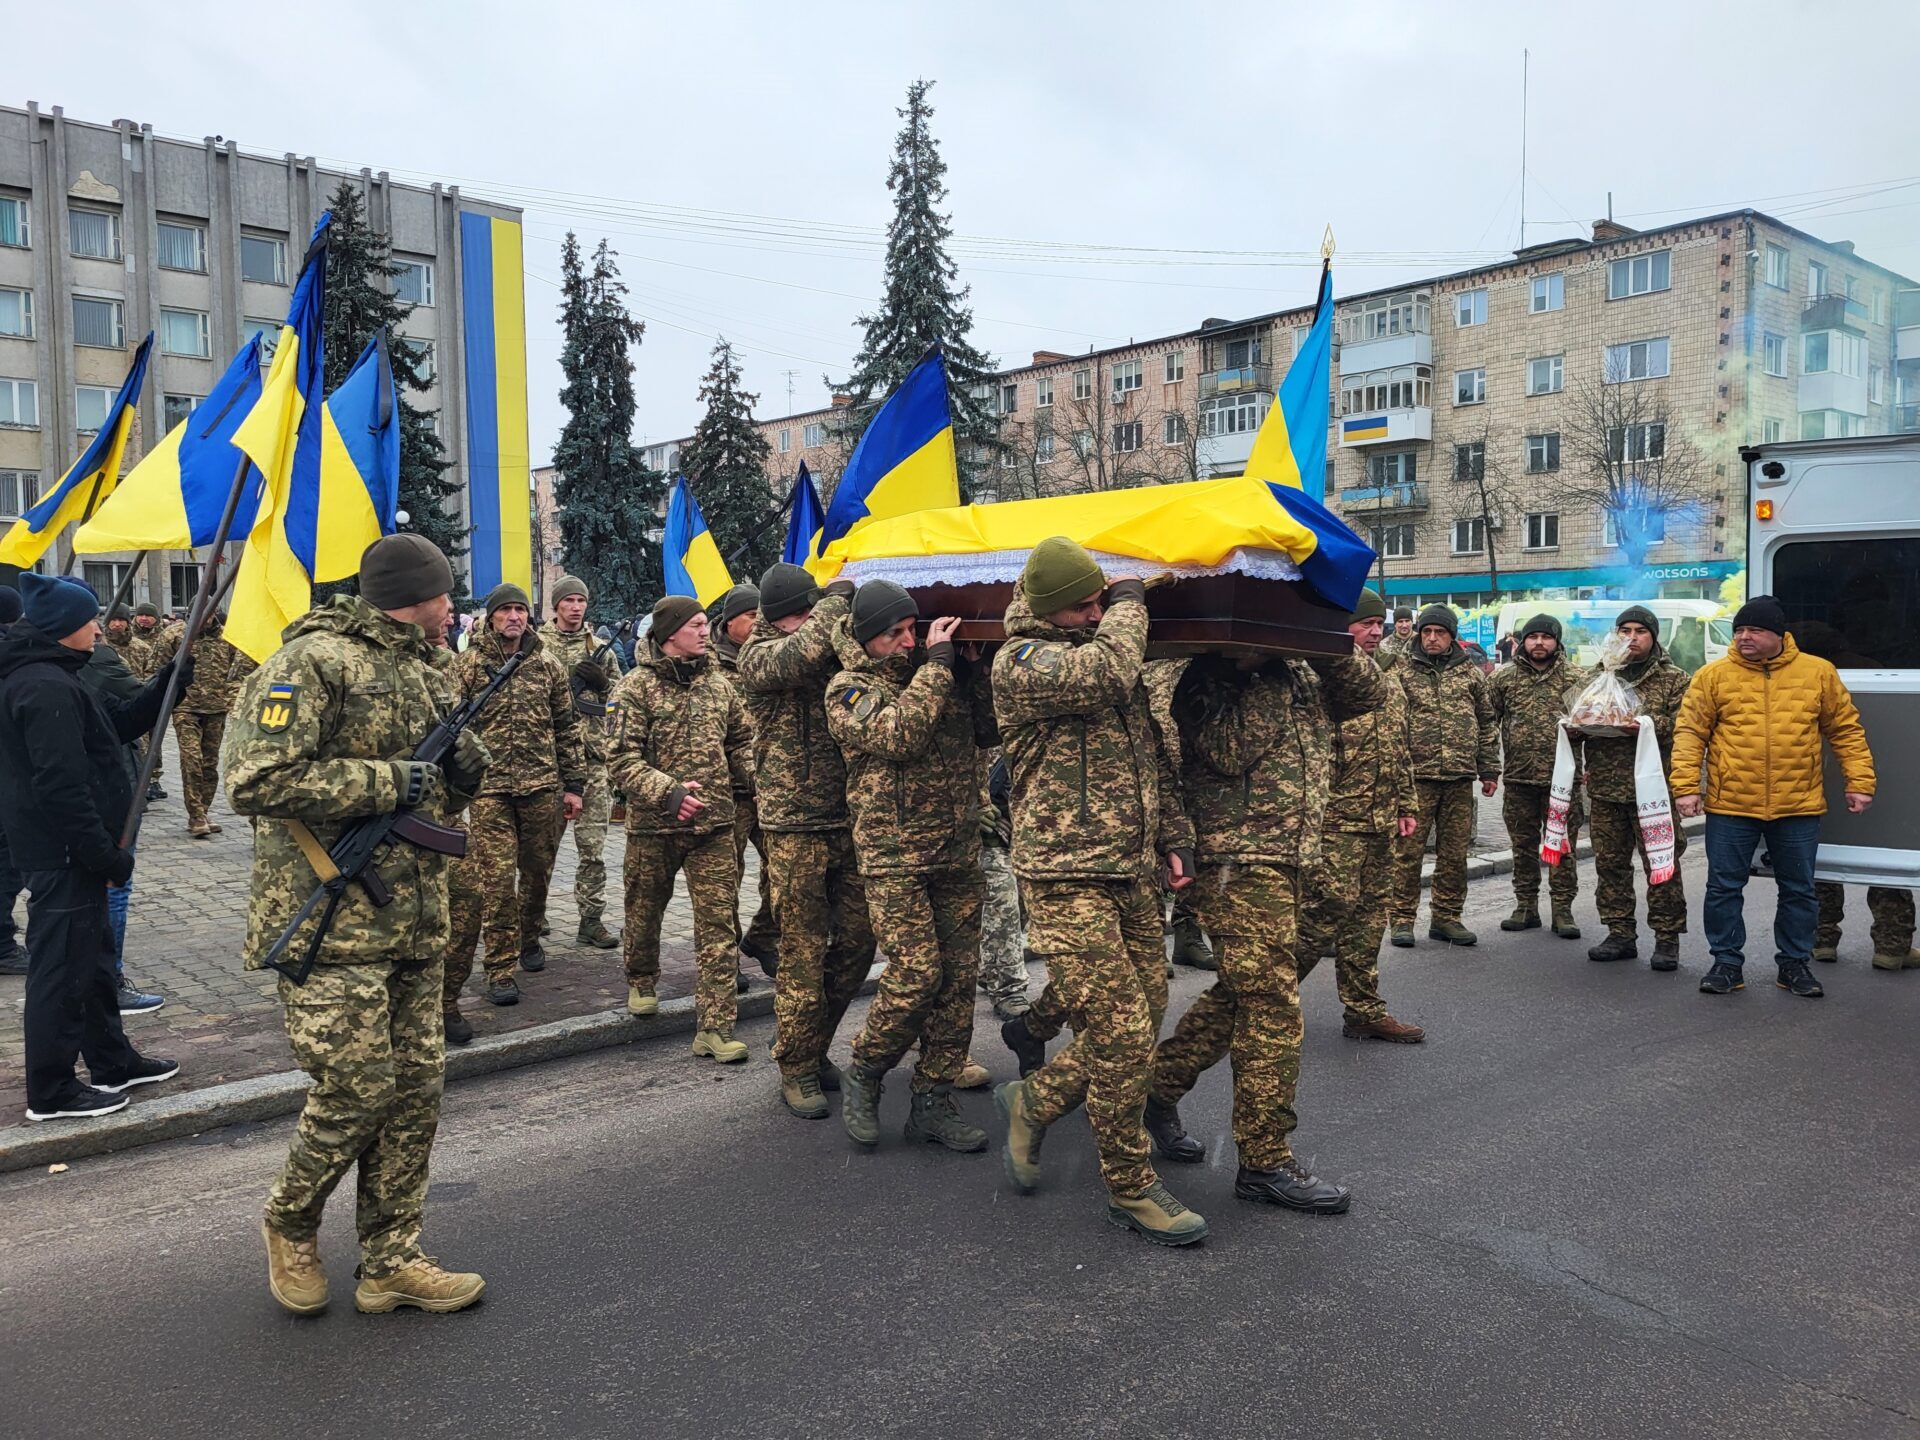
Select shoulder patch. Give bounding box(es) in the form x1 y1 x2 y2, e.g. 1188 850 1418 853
838 684 880 720
257 682 299 734
1013 641 1062 674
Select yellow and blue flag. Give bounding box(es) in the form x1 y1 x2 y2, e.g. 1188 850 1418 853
0 334 152 567
1245 261 1333 502
784 460 825 568
458 211 532 596
818 346 959 552
298 332 400 583
663 476 732 607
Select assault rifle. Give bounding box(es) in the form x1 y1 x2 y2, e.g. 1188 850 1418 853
261 649 527 984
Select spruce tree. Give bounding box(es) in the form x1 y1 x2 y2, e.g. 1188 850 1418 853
836 79 998 496
552 232 664 618
679 338 777 580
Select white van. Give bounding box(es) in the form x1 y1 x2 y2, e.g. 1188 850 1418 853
1492 599 1729 673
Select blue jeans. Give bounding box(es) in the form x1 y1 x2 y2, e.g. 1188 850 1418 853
107 842 136 973
1703 813 1820 970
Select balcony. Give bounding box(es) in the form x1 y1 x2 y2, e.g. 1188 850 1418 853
1339 330 1431 374
1199 364 1272 400
1898 325 1920 363
1896 402 1920 434
1338 406 1432 448
1802 293 1868 332
1337 481 1429 513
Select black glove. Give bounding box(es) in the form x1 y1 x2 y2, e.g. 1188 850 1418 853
572 655 610 690
824 579 856 600
168 649 197 693
444 729 490 794
1166 846 1197 888
1105 578 1148 608
103 847 136 888
925 639 955 670
392 760 441 810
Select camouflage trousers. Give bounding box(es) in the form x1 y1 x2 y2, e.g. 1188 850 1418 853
1815 882 1915 956
624 827 741 1036
1392 779 1476 925
852 868 982 1091
265 958 443 1279
1590 797 1689 939
731 793 779 956
571 763 612 927
1297 830 1391 1025
1022 878 1167 1200
976 842 1029 1011
442 788 565 1003
1151 863 1303 1173
1503 781 1580 911
173 711 225 828
767 828 876 1078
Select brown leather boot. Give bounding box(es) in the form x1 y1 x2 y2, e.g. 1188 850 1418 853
263 1221 328 1315
1343 1014 1426 1043
354 1257 485 1314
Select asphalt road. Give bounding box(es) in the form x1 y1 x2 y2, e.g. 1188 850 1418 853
3 854 1916 1440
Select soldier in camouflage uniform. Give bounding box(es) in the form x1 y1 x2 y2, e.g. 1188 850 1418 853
1579 605 1691 968
1491 613 1583 940
1389 604 1499 946
829 583 998 1153
712 583 779 975
1814 884 1918 969
539 574 624 950
988 538 1206 1247
103 606 149 673
736 563 875 1119
441 582 586 1009
224 535 489 1316
1377 608 1415 666
607 595 753 1060
1145 659 1214 973
976 752 1030 1018
148 609 244 837
130 601 163 668
1297 589 1425 1043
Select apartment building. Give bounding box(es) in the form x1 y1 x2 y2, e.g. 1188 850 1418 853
0 102 527 606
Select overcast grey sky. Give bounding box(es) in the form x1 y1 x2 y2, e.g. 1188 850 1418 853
18 0 1920 464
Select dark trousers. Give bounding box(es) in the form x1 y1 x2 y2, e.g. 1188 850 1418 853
0 822 21 960
23 867 139 1108
1703 813 1821 971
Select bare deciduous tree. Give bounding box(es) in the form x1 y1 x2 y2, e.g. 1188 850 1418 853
992 358 1200 500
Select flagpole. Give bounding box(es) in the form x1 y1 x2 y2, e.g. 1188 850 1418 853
104 551 149 615
58 470 114 578
118 451 254 850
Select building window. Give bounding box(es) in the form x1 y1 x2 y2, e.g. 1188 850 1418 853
1371 523 1415 558
1454 368 1486 406
1343 293 1430 344
0 377 39 428
1072 368 1091 401
1607 423 1666 461
1765 244 1790 289
1111 360 1143 398
0 286 31 338
241 316 281 361
1223 336 1263 368
1807 260 1828 298
1342 365 1432 415
1455 288 1488 327
1524 512 1560 550
241 233 288 285
1608 249 1670 300
1873 291 1888 326
1036 376 1053 408
1112 421 1143 453
1367 451 1416 486
393 258 434 306
1035 433 1054 464
82 560 130 599
1530 274 1563 313
1762 332 1787 377
156 220 207 273
72 295 125 349
75 384 114 433
1454 442 1485 482
999 446 1018 469
160 307 211 358
1163 414 1186 446
1803 330 1864 378
1451 518 1486 555
1203 392 1263 436
1604 510 1667 547
1870 365 1885 405
0 195 28 248
1800 410 1867 441
1164 351 1185 384
68 208 121 260
1762 417 1785 443
397 338 436 383
163 393 200 434
1526 433 1561 473
1603 338 1669 382
0 469 40 516
1071 429 1093 458
803 422 825 447
1000 382 1018 416
777 428 790 453
169 562 201 611
1526 355 1563 396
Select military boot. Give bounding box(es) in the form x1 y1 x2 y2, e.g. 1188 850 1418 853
627 984 658 1017
740 935 778 979
576 918 618 950
1872 948 1920 971
263 1222 328 1315
1810 943 1839 962
518 943 546 973
781 1070 829 1120
1235 1159 1352 1214
1143 1093 1205 1163
1170 914 1216 970
1389 923 1416 948
1343 1014 1425 1043
1587 932 1638 963
905 1084 988 1152
1107 1181 1209 1246
1428 918 1477 946
443 1009 473 1047
1001 1013 1046 1078
995 1080 1046 1193
1551 904 1582 940
485 977 520 1006
1652 935 1681 972
353 1257 486 1314
841 1063 883 1146
692 1031 749 1063
954 1055 991 1090
1500 905 1541 932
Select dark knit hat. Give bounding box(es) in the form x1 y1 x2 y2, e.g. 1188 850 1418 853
720 584 760 625
21 573 99 640
1732 595 1787 636
651 594 704 644
1414 603 1458 638
1022 536 1105 613
759 562 824 622
1393 607 1415 622
0 586 20 625
359 534 455 610
1349 588 1386 624
1520 613 1563 643
1615 603 1658 633
483 581 532 617
134 601 161 619
851 580 918 644
106 604 132 624
550 574 589 607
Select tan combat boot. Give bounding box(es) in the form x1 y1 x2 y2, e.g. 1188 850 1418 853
954 1055 990 1089
354 1257 486 1314
781 1070 829 1119
263 1221 328 1315
994 1080 1045 1193
692 1031 749 1063
1106 1180 1209 1246
1872 948 1920 971
627 984 658 1017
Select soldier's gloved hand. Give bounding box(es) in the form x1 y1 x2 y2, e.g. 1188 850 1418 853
572 655 611 689
824 579 856 600
444 728 491 794
164 649 197 692
392 760 442 810
1105 577 1148 608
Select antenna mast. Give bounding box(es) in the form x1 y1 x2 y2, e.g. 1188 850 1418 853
1519 49 1529 248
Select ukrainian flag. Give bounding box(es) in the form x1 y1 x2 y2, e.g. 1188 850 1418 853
818 346 959 553
294 332 400 583
663 476 732 607
458 211 532 596
0 333 152 567
1244 261 1333 501
783 460 825 567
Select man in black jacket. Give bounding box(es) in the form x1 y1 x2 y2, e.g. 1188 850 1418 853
0 585 22 978
0 574 186 1120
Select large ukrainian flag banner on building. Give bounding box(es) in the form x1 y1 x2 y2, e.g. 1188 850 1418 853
459 211 532 596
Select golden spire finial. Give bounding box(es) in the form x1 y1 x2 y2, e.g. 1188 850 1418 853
1321 225 1336 261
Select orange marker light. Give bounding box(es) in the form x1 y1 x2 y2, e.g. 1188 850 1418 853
1754 499 1774 521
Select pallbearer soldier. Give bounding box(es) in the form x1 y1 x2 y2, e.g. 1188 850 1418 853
607 595 753 1061
1490 613 1583 940
225 535 492 1316
539 574 624 950
711 582 780 976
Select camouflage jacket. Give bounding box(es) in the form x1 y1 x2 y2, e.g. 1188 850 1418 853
1325 651 1419 835
538 619 625 766
824 618 996 877
711 632 758 796
1143 658 1189 771
606 647 751 837
223 596 487 970
735 591 852 833
990 585 1192 884
1580 646 1691 804
1490 651 1580 786
1396 643 1499 782
149 617 247 714
104 630 150 677
1378 631 1413 667
1173 649 1387 868
130 625 164 674
447 626 587 798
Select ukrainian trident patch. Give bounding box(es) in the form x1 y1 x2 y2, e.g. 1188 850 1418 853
258 682 299 734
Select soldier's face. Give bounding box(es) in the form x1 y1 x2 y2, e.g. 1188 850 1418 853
1419 625 1453 655
1522 632 1558 662
555 595 587 629
1047 597 1104 630
1395 618 1413 637
107 620 129 640
134 617 156 635
866 617 917 660
1619 622 1655 659
662 611 709 659
725 610 756 645
1349 617 1383 653
491 604 529 641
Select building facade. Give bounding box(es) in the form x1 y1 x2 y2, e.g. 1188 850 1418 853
0 102 525 607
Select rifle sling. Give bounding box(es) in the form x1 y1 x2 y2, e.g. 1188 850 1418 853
287 820 342 884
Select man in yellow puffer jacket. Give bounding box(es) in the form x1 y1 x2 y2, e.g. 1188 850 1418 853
1670 596 1875 999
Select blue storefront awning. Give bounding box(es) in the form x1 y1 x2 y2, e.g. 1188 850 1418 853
1376 559 1741 597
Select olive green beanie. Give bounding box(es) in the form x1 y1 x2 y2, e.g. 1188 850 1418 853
550 574 589 607
483 581 532 617
1349 588 1386 624
1022 536 1105 613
